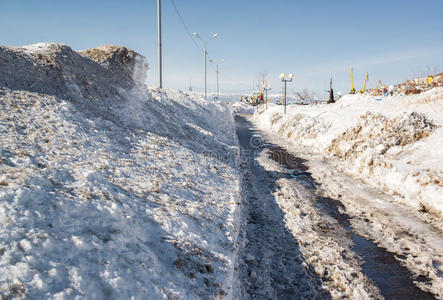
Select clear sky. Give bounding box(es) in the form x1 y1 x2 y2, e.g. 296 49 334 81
1 0 443 98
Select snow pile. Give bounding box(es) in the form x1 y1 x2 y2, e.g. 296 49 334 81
328 112 436 159
254 89 443 216
252 121 443 297
231 101 255 115
0 43 241 299
0 43 147 102
398 72 443 95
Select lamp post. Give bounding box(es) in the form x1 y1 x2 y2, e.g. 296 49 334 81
263 81 272 109
209 58 224 100
193 32 219 100
280 73 294 114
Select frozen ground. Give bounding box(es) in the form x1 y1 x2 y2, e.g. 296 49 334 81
0 43 242 299
254 89 443 217
235 115 442 298
258 126 442 298
2 41 442 299
248 92 443 298
234 116 329 299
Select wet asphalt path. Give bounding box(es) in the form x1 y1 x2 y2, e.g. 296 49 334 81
235 115 436 299
235 115 328 299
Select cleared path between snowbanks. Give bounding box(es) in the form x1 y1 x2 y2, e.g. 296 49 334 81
235 115 440 299
254 89 443 218
234 116 327 299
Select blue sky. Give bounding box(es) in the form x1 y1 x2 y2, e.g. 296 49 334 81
1 0 442 97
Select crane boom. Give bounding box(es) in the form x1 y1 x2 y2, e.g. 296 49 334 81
373 80 383 96
350 67 356 94
362 72 368 93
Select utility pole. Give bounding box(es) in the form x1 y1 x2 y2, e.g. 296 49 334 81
204 48 207 99
157 0 162 88
215 65 219 99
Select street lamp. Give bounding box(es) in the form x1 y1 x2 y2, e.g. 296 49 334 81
263 81 272 109
193 32 220 100
209 58 224 100
280 73 294 114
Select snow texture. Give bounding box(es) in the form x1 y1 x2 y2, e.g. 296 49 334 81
254 89 443 217
252 93 443 297
0 43 241 299
256 130 443 297
230 101 255 115
255 151 382 299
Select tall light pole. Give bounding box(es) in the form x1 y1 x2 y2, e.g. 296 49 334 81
209 58 224 100
263 81 272 109
157 0 162 88
280 73 294 114
193 33 219 100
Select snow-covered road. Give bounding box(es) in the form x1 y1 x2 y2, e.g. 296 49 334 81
235 115 441 299
235 116 327 299
1 41 441 299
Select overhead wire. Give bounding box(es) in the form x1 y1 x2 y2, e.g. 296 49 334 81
169 0 203 52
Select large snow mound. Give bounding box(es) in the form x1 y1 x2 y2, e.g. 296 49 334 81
254 89 443 216
0 43 148 101
0 43 241 299
231 101 255 115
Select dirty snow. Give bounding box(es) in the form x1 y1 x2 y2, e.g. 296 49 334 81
257 131 443 297
254 89 443 217
234 117 331 299
2 40 442 299
0 43 242 299
250 95 443 297
254 150 382 299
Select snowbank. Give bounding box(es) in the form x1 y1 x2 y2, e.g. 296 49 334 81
254 89 443 216
0 43 241 299
231 101 255 115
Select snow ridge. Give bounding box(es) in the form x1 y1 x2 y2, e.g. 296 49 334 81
254 89 443 216
0 43 241 299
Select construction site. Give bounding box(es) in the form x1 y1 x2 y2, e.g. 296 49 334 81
239 68 443 108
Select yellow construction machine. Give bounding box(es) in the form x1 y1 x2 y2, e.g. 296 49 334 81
350 67 356 94
373 80 386 96
350 67 369 94
358 72 369 94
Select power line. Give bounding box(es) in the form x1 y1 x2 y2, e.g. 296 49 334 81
169 0 202 52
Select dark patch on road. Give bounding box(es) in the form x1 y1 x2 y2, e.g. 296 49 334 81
316 197 436 299
240 116 437 299
235 116 330 299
